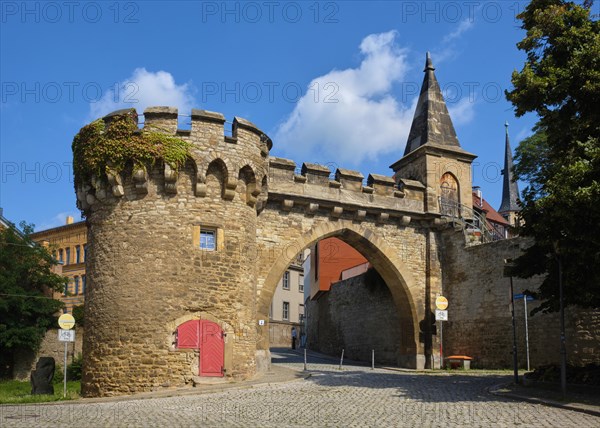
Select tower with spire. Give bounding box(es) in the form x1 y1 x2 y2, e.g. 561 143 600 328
498 122 520 226
390 52 477 218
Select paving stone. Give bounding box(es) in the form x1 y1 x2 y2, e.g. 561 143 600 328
2 351 598 427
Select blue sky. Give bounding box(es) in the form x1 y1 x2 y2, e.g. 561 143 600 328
1 1 547 230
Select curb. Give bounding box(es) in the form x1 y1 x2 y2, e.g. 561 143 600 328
1 368 311 407
488 382 600 418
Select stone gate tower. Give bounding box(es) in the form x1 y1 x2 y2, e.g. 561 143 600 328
75 53 479 397
77 108 271 396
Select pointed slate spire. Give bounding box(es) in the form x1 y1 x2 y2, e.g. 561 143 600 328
499 122 520 213
403 52 460 156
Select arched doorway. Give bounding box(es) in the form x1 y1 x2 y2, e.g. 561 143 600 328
256 222 423 370
440 172 460 217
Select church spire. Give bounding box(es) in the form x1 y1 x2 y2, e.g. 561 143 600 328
499 122 520 216
403 52 460 156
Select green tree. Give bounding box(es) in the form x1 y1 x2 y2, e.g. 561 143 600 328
0 223 65 376
506 0 600 312
72 304 85 327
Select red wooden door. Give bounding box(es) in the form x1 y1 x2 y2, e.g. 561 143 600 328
199 320 224 377
177 320 200 349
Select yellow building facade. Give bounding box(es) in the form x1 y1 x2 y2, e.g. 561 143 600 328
31 216 87 313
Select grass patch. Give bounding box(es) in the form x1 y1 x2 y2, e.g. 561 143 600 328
0 380 80 404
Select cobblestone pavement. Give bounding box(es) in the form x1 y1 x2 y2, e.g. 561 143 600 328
2 350 599 427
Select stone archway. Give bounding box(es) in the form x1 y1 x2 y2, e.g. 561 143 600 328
255 220 423 370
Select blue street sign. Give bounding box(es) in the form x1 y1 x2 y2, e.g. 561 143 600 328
514 294 534 301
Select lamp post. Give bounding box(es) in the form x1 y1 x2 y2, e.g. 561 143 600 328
553 241 567 398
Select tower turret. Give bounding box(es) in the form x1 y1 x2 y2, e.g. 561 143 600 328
75 107 271 396
498 121 520 226
391 53 476 218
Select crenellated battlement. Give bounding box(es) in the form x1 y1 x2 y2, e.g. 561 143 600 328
267 157 427 225
74 107 271 213
77 55 493 398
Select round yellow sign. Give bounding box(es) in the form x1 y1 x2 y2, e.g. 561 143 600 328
435 296 449 310
58 313 75 330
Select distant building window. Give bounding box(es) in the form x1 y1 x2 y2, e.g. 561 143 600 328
299 275 304 293
84 244 88 261
59 249 64 264
200 230 216 250
282 302 289 320
63 279 69 296
65 248 71 265
82 275 86 294
299 304 304 323
76 246 81 263
74 276 80 295
283 271 290 290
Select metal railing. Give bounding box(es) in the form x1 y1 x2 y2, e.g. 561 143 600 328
438 197 506 243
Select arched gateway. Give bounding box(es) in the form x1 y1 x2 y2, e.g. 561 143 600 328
76 54 477 396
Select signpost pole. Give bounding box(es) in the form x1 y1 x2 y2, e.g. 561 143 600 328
434 296 448 370
439 321 443 369
63 341 68 398
57 313 76 398
524 295 530 372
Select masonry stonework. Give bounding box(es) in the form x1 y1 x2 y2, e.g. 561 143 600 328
76 105 460 396
73 57 598 399
306 271 402 365
441 231 600 368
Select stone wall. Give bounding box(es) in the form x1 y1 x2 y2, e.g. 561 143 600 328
80 109 269 396
442 230 600 368
13 328 83 381
268 321 302 347
306 270 403 365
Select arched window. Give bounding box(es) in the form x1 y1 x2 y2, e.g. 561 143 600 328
74 276 80 295
440 173 460 217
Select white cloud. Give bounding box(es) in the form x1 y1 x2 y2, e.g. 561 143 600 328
433 18 476 65
89 68 195 119
36 211 81 232
274 31 416 166
448 98 476 126
443 19 474 44
515 127 534 142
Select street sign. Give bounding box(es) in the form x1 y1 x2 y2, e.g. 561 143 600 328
435 296 449 310
58 313 75 330
58 329 75 342
435 310 448 321
514 294 534 301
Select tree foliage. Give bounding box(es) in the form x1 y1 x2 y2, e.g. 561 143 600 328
506 0 600 312
0 223 65 352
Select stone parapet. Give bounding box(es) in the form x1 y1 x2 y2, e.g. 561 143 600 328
268 158 426 223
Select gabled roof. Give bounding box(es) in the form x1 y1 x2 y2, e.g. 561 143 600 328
472 193 509 226
403 52 460 156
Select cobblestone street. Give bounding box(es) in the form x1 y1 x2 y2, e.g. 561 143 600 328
2 350 598 427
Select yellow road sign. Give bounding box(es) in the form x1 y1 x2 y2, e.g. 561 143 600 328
58 313 75 330
435 296 449 310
